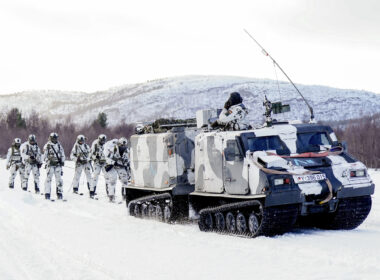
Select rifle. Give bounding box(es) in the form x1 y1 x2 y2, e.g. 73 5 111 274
77 144 93 171
120 148 130 174
28 144 42 168
50 144 63 167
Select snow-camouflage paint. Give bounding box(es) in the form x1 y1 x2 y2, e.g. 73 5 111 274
129 121 374 210
129 127 198 193
193 123 374 208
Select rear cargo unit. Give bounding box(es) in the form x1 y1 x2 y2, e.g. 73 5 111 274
125 127 199 221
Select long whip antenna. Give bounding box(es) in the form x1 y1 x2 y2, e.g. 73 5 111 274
243 29 315 122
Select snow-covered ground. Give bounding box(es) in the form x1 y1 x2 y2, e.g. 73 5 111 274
0 159 379 280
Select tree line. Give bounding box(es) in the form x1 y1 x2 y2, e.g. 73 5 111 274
0 108 135 157
2 108 379 168
328 113 380 168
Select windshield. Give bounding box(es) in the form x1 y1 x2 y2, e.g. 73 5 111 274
247 136 290 155
296 132 332 153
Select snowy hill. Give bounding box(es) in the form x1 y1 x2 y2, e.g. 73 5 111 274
0 160 379 280
1 75 380 125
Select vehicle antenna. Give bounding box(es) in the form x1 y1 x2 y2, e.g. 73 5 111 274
243 29 315 123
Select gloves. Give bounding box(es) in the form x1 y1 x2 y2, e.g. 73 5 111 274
37 162 42 169
6 164 10 170
60 161 65 167
105 165 113 172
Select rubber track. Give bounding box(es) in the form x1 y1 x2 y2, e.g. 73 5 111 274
128 193 171 217
198 201 299 238
316 195 372 230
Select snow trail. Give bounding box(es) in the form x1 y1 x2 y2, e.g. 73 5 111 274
0 160 379 280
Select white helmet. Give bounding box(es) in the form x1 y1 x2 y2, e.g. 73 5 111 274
49 132 59 143
98 134 107 145
118 137 128 146
77 134 86 144
135 123 144 134
28 134 36 144
14 138 22 146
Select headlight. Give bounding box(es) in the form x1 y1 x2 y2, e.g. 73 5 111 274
350 170 366 178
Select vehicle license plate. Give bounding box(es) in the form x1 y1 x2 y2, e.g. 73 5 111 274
293 173 326 184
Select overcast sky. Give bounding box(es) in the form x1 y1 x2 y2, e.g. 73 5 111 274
0 0 379 94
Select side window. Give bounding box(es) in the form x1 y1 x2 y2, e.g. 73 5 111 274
225 140 243 161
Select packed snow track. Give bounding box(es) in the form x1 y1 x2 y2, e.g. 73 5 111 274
0 160 379 280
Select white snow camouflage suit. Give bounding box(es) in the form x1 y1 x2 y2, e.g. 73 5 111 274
42 141 65 195
90 139 108 193
217 103 249 130
20 141 42 192
104 140 130 198
70 142 92 193
6 145 25 189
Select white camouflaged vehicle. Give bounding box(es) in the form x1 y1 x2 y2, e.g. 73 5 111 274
126 109 375 237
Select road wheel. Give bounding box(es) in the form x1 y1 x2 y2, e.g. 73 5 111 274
148 204 155 218
226 212 236 232
236 213 247 233
133 204 141 217
156 205 163 221
214 212 225 231
248 212 260 235
163 205 172 223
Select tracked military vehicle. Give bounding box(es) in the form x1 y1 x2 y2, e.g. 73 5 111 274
126 103 374 237
127 34 374 237
189 108 374 237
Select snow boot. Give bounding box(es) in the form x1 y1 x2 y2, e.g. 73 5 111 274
22 187 27 191
57 193 63 200
35 183 40 194
89 190 95 199
109 195 115 202
73 187 79 194
45 193 51 200
9 183 14 189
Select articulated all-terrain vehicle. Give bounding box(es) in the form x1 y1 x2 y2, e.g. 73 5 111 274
125 105 375 237
126 34 374 237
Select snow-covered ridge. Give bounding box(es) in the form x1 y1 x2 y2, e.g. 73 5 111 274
1 75 380 125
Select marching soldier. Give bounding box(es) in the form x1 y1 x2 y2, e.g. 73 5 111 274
6 138 25 189
90 134 107 198
42 132 65 200
104 137 130 202
70 135 92 195
20 134 42 193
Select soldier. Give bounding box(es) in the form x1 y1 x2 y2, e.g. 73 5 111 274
70 135 92 195
212 92 249 130
89 134 108 198
6 138 26 189
42 132 65 200
104 137 130 202
20 134 42 193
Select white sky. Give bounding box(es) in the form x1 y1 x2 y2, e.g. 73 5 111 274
0 0 379 94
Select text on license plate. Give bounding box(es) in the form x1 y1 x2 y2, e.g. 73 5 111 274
293 173 326 184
